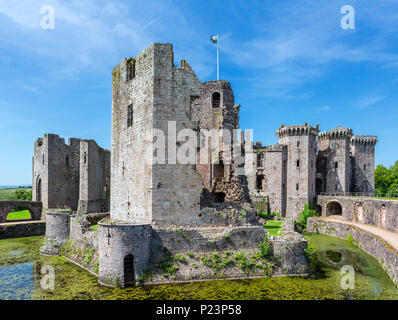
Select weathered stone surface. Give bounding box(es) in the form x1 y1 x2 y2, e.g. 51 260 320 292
40 211 71 255
32 134 110 214
0 221 45 239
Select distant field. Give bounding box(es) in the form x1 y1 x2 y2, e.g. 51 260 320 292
7 209 31 220
0 188 32 201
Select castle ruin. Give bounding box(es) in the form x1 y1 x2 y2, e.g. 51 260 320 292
39 43 377 287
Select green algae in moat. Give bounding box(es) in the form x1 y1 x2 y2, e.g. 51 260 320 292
0 233 398 300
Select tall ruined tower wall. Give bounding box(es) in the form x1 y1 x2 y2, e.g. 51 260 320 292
77 140 110 214
110 43 203 226
264 144 287 216
33 134 81 210
350 136 378 195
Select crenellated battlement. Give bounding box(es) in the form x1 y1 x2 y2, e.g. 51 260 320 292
351 135 378 146
319 126 353 141
276 122 319 138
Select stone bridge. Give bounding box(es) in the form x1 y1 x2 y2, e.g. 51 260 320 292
317 195 398 233
0 200 43 223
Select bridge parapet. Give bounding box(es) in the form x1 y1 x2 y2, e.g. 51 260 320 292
317 195 398 233
0 200 43 223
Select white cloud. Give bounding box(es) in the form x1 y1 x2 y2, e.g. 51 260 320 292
357 95 387 109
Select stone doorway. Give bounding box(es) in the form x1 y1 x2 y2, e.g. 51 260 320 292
124 254 135 287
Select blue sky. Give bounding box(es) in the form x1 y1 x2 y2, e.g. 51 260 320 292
0 0 398 185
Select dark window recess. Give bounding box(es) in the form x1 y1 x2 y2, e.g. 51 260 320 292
126 58 135 81
297 141 300 147
124 254 135 287
127 104 133 127
296 183 299 190
256 175 264 190
212 92 221 108
213 192 225 203
335 162 338 169
66 156 69 166
297 160 300 168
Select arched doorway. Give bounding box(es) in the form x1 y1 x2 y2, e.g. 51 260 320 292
379 205 387 229
316 205 322 216
326 201 342 216
354 202 365 223
36 177 42 202
124 254 135 287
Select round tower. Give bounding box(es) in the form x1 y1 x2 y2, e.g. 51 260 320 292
40 210 71 255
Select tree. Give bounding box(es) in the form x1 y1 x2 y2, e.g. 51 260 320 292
15 189 32 201
375 161 398 197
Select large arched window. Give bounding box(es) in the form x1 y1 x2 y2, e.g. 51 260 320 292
212 92 220 108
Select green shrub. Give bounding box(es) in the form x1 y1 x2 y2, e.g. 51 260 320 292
259 234 270 257
295 203 316 230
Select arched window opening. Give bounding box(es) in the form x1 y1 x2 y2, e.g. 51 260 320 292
212 92 221 108
326 201 342 216
36 177 42 202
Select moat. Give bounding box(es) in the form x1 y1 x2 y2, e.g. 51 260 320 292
1 233 397 300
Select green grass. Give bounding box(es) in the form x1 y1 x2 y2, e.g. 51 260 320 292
6 210 31 221
0 188 31 201
263 220 283 236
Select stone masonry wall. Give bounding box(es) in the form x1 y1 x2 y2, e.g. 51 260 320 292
318 195 398 233
77 140 110 214
307 217 398 287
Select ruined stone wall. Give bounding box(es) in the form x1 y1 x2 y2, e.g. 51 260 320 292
151 45 203 226
77 140 110 214
32 137 48 207
110 43 203 226
350 136 377 195
277 124 318 222
33 134 81 210
110 46 155 224
264 144 287 216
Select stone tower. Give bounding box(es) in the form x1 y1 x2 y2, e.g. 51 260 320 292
77 140 111 214
32 134 81 210
110 43 203 226
350 135 378 195
318 126 353 194
276 123 319 222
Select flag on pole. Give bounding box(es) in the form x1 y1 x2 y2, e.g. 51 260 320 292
210 35 218 44
210 35 219 80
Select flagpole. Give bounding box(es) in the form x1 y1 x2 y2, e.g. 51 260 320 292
217 34 219 80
